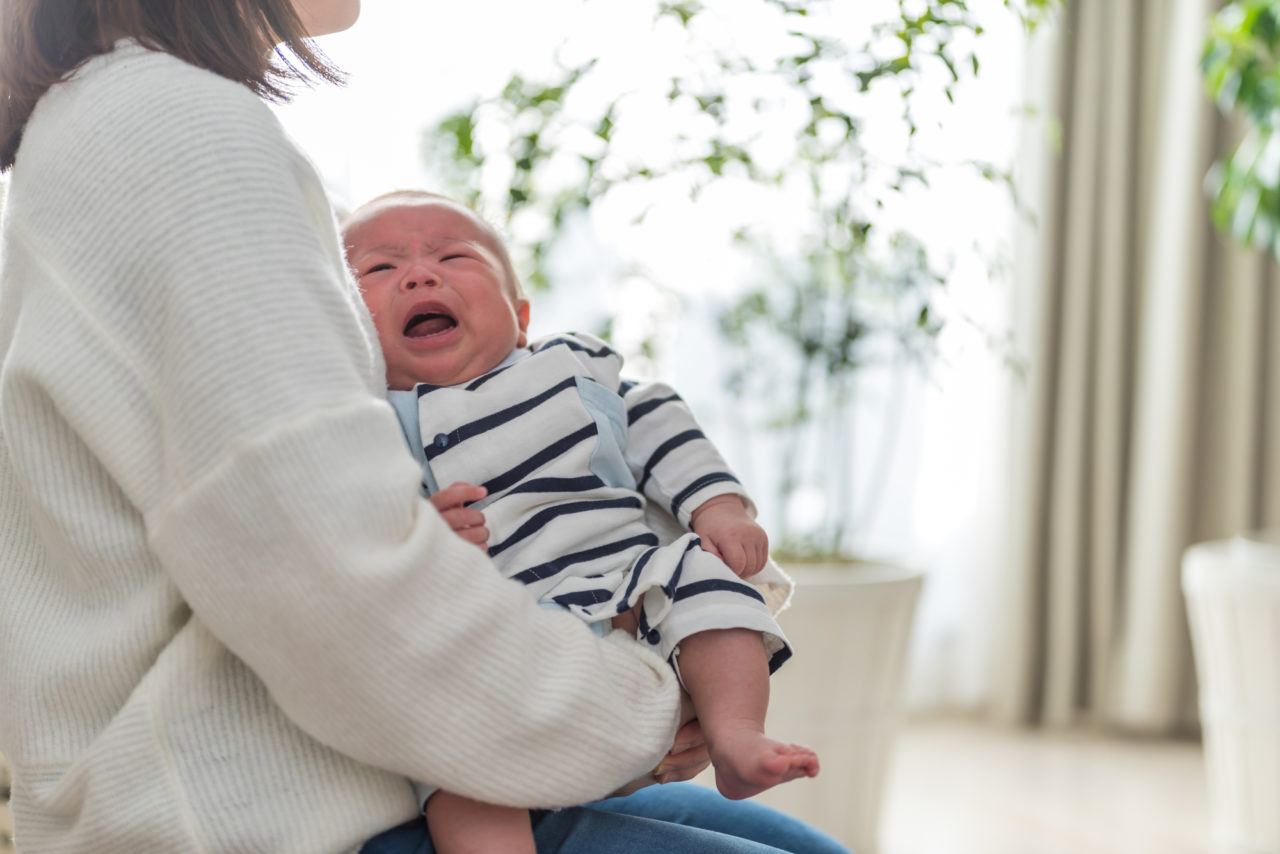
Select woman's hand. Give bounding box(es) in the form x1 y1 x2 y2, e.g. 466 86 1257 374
653 715 710 784
610 692 710 796
428 482 489 548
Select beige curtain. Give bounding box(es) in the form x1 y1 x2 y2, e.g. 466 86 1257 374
995 0 1280 732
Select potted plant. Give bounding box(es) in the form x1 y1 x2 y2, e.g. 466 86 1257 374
422 2 1055 848
1185 6 1280 852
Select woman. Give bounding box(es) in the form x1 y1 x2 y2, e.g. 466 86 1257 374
0 2 847 851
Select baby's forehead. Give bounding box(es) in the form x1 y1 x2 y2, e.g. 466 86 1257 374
347 199 493 247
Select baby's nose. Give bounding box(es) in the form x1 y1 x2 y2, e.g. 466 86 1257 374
401 266 439 290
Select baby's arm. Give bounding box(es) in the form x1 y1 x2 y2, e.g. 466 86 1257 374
426 791 535 854
613 376 766 576
619 380 753 521
690 494 769 577
428 482 489 548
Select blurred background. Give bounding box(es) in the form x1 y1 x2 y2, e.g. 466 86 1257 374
94 1 1280 852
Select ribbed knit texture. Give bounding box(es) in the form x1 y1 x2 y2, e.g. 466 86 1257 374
0 42 680 854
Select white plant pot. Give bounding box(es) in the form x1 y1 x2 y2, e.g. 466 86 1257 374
749 561 924 854
1183 534 1280 854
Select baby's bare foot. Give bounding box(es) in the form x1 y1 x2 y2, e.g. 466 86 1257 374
708 725 820 800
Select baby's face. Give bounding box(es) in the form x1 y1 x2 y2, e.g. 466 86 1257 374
345 199 530 389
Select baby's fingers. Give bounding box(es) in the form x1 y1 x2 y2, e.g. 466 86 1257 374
454 525 490 547
429 481 487 512
439 506 486 529
438 506 489 548
442 512 491 550
742 540 768 577
719 540 749 575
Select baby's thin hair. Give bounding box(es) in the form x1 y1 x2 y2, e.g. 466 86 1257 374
341 188 451 222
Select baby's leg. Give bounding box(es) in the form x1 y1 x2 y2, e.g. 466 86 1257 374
678 628 820 800
425 790 536 854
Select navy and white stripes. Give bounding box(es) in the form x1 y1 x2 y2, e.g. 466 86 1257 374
414 332 790 669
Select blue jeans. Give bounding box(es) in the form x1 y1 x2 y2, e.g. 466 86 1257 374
361 782 851 853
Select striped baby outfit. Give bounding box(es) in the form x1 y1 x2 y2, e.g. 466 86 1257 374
409 332 791 671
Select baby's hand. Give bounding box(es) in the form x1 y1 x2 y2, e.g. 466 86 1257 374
689 495 769 577
429 482 489 549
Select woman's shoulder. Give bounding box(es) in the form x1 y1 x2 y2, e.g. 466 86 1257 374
68 41 258 108
23 41 279 169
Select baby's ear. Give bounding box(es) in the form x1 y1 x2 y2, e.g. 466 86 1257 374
515 299 531 347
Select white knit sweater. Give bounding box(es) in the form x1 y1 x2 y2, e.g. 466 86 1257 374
0 42 680 854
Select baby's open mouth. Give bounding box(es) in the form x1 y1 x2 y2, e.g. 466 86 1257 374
404 311 457 338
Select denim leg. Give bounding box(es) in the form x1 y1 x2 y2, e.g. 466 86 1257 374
361 796 816 854
362 783 850 854
360 817 435 854
531 804 790 853
589 783 852 854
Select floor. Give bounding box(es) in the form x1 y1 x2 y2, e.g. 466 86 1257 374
876 718 1215 854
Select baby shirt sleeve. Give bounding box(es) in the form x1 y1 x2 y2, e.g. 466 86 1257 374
620 378 755 527
531 332 755 528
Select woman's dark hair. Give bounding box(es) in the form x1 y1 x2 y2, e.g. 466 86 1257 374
0 0 344 170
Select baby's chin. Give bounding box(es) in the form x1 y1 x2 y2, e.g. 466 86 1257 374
386 362 490 389
386 335 522 389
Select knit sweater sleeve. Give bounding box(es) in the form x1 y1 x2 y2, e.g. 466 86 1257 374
33 48 679 807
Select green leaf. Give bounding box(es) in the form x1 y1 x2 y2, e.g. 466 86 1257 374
1204 0 1280 262
530 85 565 107
657 1 704 26
438 111 476 160
594 110 615 142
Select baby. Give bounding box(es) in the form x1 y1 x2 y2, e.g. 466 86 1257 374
343 190 819 854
